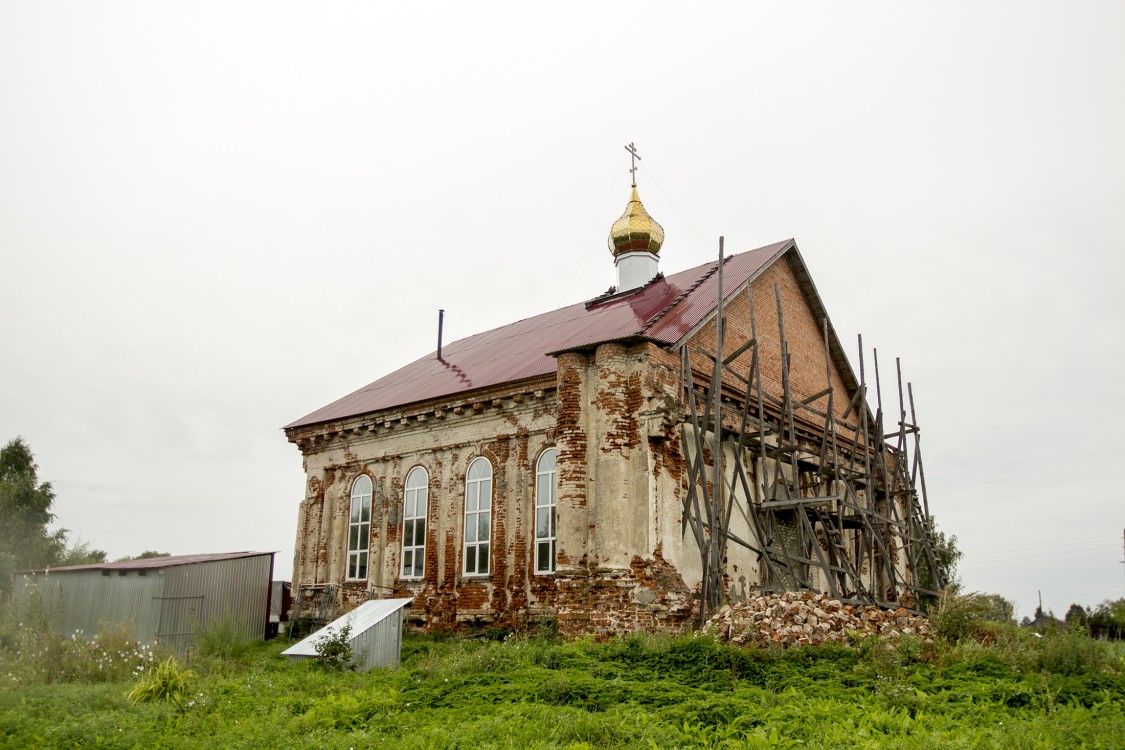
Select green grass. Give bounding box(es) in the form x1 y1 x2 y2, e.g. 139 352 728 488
1 630 1123 749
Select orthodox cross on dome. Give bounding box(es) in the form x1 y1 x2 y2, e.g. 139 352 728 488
624 142 641 187
609 142 664 263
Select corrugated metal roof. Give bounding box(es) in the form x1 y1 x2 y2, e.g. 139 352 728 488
22 551 275 574
286 240 794 429
282 597 414 657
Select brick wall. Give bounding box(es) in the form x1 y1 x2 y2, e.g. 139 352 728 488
288 378 559 629
686 259 854 429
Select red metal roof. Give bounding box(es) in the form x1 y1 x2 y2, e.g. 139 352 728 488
20 551 276 574
286 240 794 429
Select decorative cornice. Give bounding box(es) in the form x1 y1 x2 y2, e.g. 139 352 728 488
287 377 556 454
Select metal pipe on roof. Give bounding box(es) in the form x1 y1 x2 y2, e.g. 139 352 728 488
437 309 444 360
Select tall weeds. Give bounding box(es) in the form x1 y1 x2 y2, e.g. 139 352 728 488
195 613 252 663
931 586 994 644
126 656 196 710
0 621 158 686
1039 624 1107 676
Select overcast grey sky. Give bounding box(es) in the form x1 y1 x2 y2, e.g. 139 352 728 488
2 1 1122 620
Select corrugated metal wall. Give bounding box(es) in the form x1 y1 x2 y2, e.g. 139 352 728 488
12 554 273 654
160 555 272 653
351 610 405 670
14 570 165 642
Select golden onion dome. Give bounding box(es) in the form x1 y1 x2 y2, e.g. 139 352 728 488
608 186 664 257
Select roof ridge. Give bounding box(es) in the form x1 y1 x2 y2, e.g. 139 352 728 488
640 257 725 334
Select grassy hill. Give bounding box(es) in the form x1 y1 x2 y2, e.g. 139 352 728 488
1 615 1123 749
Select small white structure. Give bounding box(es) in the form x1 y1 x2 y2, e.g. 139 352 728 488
282 597 413 671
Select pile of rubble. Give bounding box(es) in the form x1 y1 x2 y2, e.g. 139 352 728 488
706 591 931 648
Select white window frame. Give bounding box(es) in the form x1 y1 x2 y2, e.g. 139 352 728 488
534 448 557 574
401 466 428 579
346 474 373 580
463 457 492 576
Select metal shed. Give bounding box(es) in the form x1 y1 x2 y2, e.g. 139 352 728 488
282 597 412 671
14 551 275 654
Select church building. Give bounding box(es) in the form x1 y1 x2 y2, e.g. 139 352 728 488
284 156 939 634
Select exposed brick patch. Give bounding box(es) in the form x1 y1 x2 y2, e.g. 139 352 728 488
687 265 855 438
556 352 588 509
594 343 641 453
555 553 696 638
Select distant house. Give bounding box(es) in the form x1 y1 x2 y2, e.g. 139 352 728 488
14 551 275 653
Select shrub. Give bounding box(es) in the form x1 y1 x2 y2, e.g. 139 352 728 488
1040 624 1106 676
313 623 353 670
0 605 21 653
977 621 1043 673
481 626 511 642
979 593 1017 624
855 636 903 678
535 615 559 640
126 656 196 710
931 586 993 644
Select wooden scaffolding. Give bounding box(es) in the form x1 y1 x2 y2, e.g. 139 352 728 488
680 241 945 625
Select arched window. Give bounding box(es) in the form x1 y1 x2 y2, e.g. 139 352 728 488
535 448 557 574
347 475 372 580
463 457 492 576
401 467 428 579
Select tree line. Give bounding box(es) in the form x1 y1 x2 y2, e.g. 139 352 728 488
0 437 167 599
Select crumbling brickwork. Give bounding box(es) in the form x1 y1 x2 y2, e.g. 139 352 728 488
288 377 561 629
285 244 927 632
555 552 697 636
286 335 712 633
